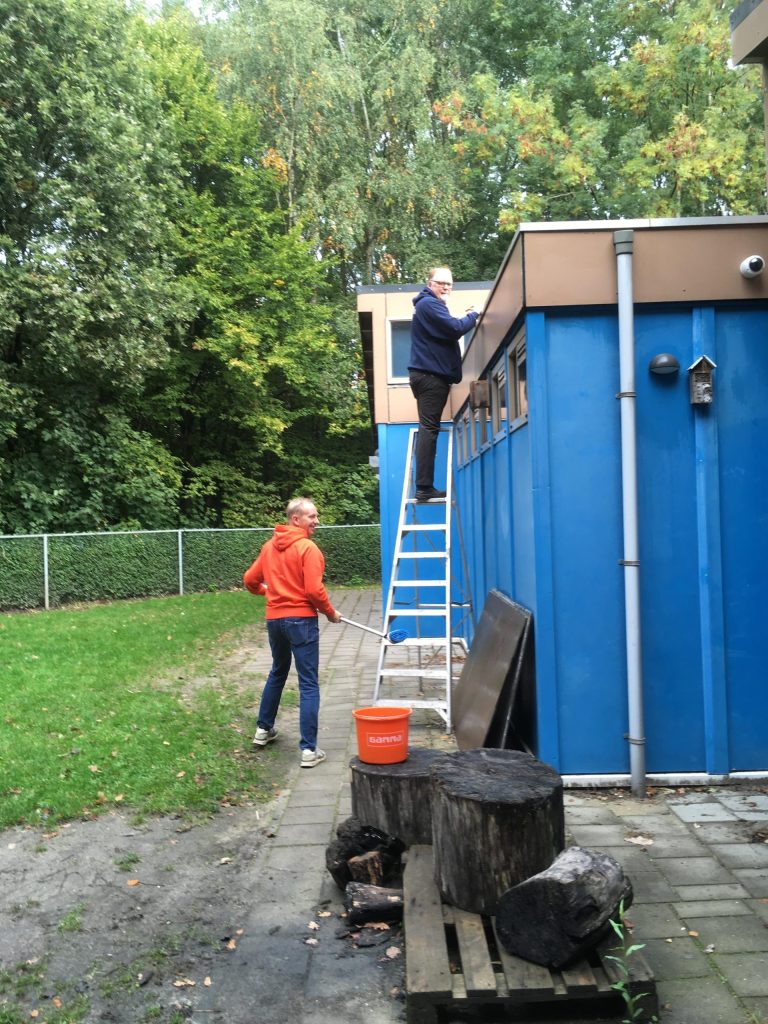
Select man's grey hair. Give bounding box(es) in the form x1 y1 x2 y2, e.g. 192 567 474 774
286 496 313 522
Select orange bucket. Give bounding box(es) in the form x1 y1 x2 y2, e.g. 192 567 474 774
353 706 412 764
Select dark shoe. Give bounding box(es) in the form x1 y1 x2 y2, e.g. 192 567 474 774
415 488 447 502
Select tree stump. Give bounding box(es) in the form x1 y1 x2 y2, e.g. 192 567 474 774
495 846 633 968
350 748 447 846
430 749 564 914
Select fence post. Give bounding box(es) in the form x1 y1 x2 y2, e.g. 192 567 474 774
178 530 184 596
43 534 50 611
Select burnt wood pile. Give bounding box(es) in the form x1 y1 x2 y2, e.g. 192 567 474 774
327 747 635 970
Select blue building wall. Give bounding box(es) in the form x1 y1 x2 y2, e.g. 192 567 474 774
454 303 768 776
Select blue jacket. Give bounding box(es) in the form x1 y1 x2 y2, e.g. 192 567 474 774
408 287 478 384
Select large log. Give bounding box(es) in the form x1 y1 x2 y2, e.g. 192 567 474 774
344 882 404 925
430 749 564 914
495 846 634 968
350 748 448 846
325 816 405 890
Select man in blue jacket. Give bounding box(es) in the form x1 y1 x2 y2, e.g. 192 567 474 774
409 267 479 501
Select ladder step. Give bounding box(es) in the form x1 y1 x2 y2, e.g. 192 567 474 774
402 524 448 532
392 579 449 587
388 608 447 618
378 668 448 679
394 551 446 560
406 497 447 504
387 637 454 648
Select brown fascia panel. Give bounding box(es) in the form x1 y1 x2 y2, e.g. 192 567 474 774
731 0 768 64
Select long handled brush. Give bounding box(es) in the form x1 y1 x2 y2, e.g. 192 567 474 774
340 616 409 644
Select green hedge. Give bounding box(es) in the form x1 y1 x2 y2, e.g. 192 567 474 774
0 537 46 610
314 526 381 586
49 533 180 605
0 526 381 611
183 529 271 592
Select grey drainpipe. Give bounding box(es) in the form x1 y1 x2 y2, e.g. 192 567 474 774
613 229 647 799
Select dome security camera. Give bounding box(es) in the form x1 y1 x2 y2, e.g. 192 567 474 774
740 255 765 278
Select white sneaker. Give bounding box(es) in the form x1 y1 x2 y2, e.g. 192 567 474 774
252 727 278 748
300 748 326 769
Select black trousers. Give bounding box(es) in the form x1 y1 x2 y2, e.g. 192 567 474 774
409 370 451 489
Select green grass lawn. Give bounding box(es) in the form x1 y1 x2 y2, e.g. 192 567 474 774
0 591 277 828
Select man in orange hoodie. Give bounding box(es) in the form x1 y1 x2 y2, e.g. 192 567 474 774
243 497 341 768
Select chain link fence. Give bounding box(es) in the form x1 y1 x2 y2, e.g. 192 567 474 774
0 525 381 612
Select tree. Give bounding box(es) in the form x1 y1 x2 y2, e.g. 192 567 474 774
135 11 375 525
0 0 186 531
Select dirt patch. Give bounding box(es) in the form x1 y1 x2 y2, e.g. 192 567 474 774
0 638 405 1023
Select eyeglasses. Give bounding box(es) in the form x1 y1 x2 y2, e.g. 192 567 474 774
430 280 453 288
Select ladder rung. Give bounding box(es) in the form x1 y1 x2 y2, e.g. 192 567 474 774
375 698 448 714
392 579 449 587
406 497 447 504
378 668 448 679
387 637 454 648
395 552 446 560
402 524 447 532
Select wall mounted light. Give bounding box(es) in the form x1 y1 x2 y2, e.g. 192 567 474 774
648 353 680 375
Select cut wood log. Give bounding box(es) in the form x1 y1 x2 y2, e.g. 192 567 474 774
495 845 634 968
325 816 405 890
350 748 448 845
430 749 564 914
348 849 385 885
344 881 404 925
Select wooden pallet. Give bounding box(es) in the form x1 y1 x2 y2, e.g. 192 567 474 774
403 845 658 1023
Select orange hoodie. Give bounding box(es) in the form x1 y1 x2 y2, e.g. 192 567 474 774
243 524 337 620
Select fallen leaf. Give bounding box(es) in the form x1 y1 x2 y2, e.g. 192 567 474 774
219 856 232 865
173 978 196 988
204 977 212 987
624 835 653 846
176 771 186 778
236 928 244 935
127 879 140 887
364 922 391 931
226 938 237 950
688 930 699 938
52 997 62 1008
308 921 320 930
89 764 101 773
385 946 401 959
318 911 332 918
30 1011 39 1019
304 937 319 946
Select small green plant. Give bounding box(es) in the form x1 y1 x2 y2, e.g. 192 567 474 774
605 900 659 1023
114 852 141 872
57 903 86 934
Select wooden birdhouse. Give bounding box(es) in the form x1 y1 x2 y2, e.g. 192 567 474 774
688 355 716 405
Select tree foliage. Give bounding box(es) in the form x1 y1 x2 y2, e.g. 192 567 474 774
0 0 764 533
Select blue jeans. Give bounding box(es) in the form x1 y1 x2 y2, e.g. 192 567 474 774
258 617 320 751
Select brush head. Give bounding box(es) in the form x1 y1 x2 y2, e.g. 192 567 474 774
388 629 409 644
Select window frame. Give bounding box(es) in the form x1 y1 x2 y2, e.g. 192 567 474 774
508 332 529 429
386 317 412 384
490 356 508 440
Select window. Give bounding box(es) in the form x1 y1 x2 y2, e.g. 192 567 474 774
389 317 474 384
387 320 411 382
509 335 528 423
491 359 508 436
461 409 471 462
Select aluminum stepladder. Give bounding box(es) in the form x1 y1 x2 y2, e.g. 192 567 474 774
372 426 473 731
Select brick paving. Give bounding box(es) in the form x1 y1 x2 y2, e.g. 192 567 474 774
197 588 768 1024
